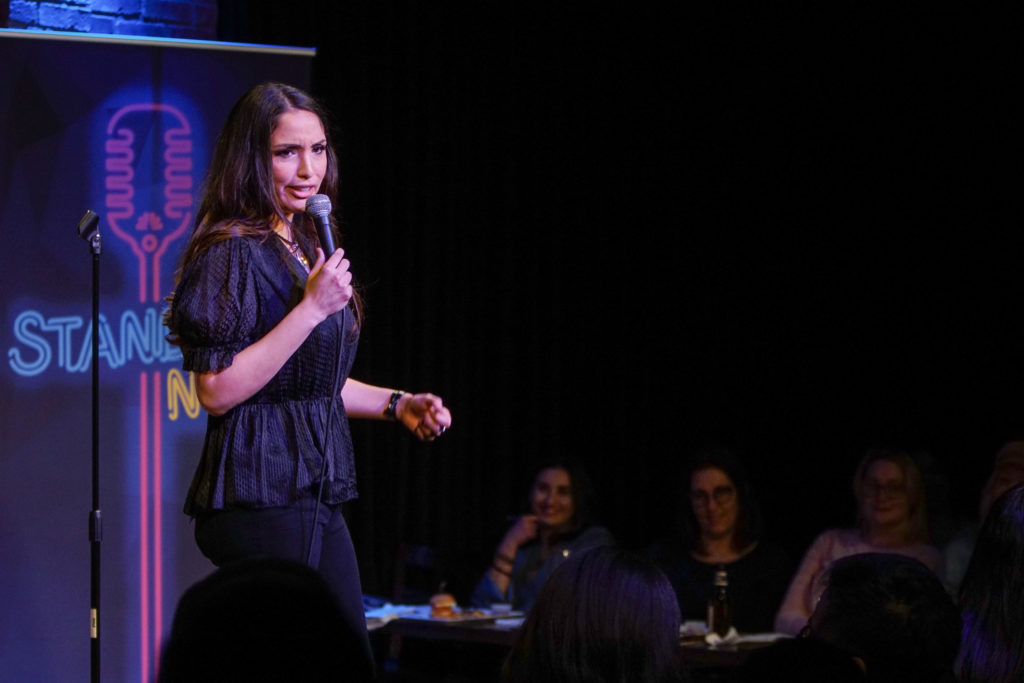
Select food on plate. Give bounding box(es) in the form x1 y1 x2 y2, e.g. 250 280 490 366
429 593 458 618
426 593 492 620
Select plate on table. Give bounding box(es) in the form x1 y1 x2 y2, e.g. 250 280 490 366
397 604 523 624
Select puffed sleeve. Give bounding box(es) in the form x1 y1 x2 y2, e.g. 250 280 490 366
170 238 260 373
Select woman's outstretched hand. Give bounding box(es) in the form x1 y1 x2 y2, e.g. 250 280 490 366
396 392 452 442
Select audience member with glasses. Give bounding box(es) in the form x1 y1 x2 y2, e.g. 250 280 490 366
773 448 941 635
646 446 792 633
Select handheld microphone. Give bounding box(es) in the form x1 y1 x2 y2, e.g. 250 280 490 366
305 194 337 255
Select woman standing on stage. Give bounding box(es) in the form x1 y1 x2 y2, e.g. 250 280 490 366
166 82 452 672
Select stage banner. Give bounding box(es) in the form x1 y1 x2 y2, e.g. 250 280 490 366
0 30 313 682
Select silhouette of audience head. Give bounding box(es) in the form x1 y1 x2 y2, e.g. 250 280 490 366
158 556 371 683
503 545 685 683
739 636 864 682
955 482 1024 683
976 440 1024 523
678 445 763 553
852 448 930 543
806 552 960 683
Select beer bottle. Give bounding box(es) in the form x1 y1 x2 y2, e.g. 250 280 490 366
707 565 732 636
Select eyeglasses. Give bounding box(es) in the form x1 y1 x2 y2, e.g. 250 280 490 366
863 481 908 498
689 485 736 507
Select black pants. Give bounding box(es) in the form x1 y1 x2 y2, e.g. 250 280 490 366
194 499 374 674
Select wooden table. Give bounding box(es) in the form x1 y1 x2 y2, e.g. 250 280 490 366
384 618 775 652
375 612 780 676
679 636 776 666
383 615 521 648
370 613 519 681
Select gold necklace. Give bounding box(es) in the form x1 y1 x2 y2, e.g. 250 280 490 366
275 231 310 271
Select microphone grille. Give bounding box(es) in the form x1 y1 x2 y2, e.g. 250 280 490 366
305 194 332 216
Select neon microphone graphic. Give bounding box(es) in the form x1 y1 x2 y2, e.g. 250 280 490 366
104 102 195 682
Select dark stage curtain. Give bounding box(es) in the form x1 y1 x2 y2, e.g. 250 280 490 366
218 3 1022 601
307 4 691 600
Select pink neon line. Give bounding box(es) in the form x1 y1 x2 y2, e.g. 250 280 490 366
139 373 150 683
153 372 164 671
103 215 149 303
139 262 149 305
151 211 192 303
151 261 161 304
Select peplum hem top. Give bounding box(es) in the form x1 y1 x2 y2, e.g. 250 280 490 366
168 233 359 516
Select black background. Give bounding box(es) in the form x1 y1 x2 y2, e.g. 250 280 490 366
218 2 1022 601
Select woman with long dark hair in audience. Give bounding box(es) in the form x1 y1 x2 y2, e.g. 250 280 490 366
503 546 687 683
470 459 613 612
774 447 941 635
647 446 792 632
955 482 1024 683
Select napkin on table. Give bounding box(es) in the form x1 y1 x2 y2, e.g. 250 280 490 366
704 626 741 647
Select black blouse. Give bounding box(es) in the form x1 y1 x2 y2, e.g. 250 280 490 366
169 234 360 515
647 538 793 633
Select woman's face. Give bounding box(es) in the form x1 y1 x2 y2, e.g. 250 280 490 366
860 459 911 530
689 467 739 541
270 109 328 221
530 467 575 530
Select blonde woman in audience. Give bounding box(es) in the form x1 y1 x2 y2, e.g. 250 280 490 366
773 448 941 635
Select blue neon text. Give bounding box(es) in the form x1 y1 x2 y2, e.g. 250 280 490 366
8 308 182 377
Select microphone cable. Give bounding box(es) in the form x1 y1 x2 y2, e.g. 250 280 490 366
304 300 348 565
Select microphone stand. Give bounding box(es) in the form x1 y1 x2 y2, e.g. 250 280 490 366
77 210 102 683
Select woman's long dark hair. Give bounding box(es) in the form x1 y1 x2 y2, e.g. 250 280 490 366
955 482 1024 683
503 546 685 683
166 82 360 340
524 458 599 541
184 82 340 263
677 445 762 553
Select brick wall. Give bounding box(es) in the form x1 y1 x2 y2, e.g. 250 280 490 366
6 0 218 40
